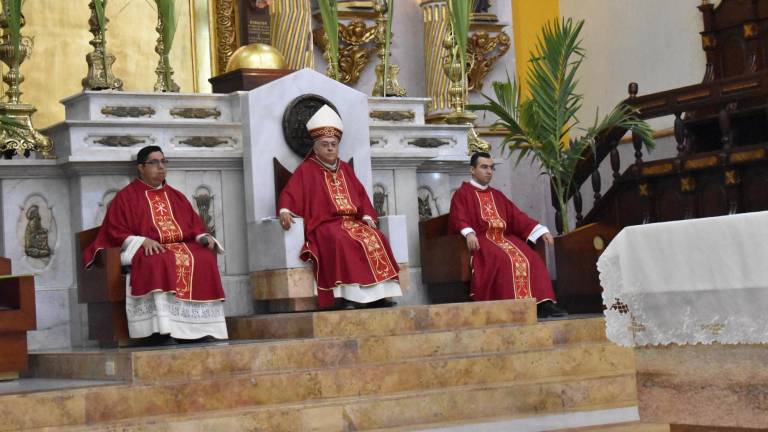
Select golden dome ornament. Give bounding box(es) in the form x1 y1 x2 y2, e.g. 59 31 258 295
225 43 287 72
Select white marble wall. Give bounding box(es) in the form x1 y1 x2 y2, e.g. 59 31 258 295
1 176 74 350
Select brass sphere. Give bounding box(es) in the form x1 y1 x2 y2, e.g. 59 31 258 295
225 43 287 72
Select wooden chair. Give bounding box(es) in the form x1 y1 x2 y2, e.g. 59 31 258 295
0 257 36 379
75 228 129 346
419 214 547 302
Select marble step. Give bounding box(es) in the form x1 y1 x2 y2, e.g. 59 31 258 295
29 317 610 383
5 342 634 429
228 298 536 340
558 422 670 432
22 372 638 432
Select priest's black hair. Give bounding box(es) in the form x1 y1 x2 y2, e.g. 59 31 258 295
136 145 164 164
470 151 492 167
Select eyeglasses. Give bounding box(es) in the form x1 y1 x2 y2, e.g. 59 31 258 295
141 159 169 167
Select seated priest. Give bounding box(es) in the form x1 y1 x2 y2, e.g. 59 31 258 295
82 145 228 340
449 152 567 318
278 105 402 309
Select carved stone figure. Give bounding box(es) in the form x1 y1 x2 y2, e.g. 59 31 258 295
24 205 51 258
373 184 387 216
474 0 491 13
194 188 216 238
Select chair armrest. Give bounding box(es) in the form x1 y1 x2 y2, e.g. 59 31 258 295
76 237 125 304
420 234 471 284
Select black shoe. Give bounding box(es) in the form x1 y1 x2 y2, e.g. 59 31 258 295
537 301 568 318
366 298 397 309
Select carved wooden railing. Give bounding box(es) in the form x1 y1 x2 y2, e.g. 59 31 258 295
561 69 768 233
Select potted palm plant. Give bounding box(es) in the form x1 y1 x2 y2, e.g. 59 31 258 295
467 18 655 312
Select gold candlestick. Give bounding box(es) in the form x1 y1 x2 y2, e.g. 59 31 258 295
82 0 123 91
372 0 405 97
0 5 53 158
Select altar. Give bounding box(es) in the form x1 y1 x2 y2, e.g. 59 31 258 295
599 212 768 430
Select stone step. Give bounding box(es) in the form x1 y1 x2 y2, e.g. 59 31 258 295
227 298 536 340
557 422 670 432
29 317 610 383
6 342 634 429
23 372 637 432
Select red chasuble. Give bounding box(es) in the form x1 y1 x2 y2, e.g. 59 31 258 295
449 181 555 303
82 178 225 302
278 156 400 308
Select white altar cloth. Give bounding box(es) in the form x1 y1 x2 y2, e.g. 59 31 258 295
597 211 768 347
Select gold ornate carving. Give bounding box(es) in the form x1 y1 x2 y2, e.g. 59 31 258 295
743 22 758 38
641 162 674 176
638 183 650 197
701 34 716 49
170 107 222 119
179 136 229 147
724 169 740 186
676 89 711 103
94 136 146 147
314 18 377 84
680 176 696 192
684 155 718 170
214 0 239 75
101 106 156 118
729 148 766 163
592 235 605 251
370 110 415 122
467 30 510 92
722 80 760 94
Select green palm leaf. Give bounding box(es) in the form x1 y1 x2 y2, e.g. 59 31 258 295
7 0 22 67
468 17 654 233
318 0 340 80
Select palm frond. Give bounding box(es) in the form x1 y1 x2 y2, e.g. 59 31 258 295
156 0 177 55
447 0 470 71
383 0 394 95
318 0 340 80
0 115 28 139
7 0 22 66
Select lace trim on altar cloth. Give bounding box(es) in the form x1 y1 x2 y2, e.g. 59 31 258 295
125 275 227 340
599 252 768 347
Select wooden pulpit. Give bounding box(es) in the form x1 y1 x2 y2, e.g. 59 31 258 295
0 257 36 379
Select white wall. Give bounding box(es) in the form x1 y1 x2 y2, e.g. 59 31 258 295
560 0 707 130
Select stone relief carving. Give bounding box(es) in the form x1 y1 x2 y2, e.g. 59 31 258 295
96 189 119 225
170 108 222 119
373 183 388 216
94 136 146 147
100 106 156 118
417 186 438 221
193 186 216 237
18 194 57 268
178 137 229 148
408 138 449 148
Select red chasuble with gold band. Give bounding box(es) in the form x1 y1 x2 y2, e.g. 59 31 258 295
82 179 225 302
449 182 555 303
278 156 400 308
